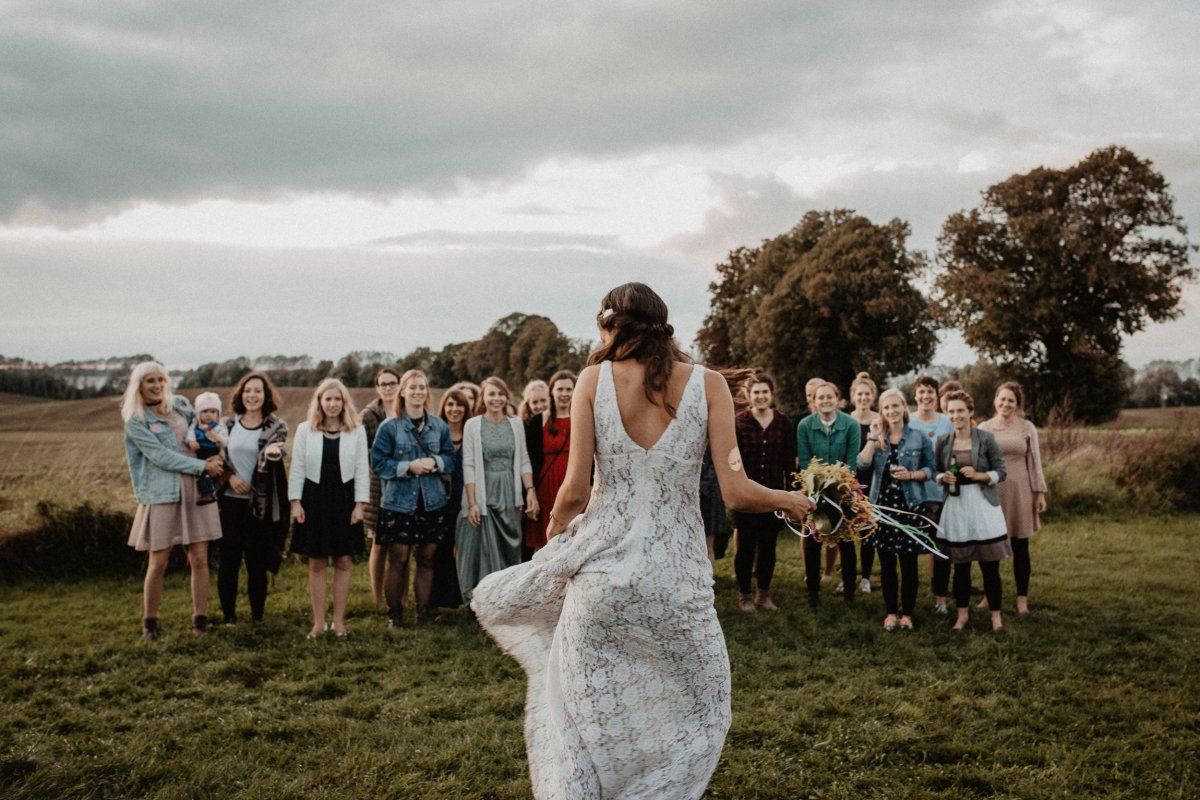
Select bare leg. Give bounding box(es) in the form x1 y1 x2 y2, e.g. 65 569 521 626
143 548 171 619
331 556 353 634
368 541 386 607
186 541 210 617
823 546 837 580
307 558 328 636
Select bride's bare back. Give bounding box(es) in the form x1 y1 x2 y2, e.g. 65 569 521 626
609 359 695 451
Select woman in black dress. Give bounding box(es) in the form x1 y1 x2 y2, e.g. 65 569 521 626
288 378 370 638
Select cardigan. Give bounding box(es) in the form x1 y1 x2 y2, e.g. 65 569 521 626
934 427 1007 506
978 417 1047 494
796 410 861 468
287 422 370 503
220 413 289 572
461 414 533 516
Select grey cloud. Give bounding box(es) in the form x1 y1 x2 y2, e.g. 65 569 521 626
1 1 1011 222
368 230 619 251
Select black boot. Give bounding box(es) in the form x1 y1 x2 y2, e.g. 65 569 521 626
192 615 208 635
141 617 161 641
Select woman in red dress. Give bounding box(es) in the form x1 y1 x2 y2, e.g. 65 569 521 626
526 370 576 554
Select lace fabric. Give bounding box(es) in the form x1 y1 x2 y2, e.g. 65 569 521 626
471 361 731 799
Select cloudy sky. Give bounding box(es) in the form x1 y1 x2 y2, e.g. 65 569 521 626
2 1 1198 369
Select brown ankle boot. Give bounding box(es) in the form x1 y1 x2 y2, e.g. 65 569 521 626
737 593 757 613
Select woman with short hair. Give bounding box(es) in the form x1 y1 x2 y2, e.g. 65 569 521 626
795 380 861 606
980 381 1047 615
121 361 224 639
936 390 1010 631
289 378 369 638
455 376 537 602
360 366 401 607
217 371 288 625
910 375 954 613
371 369 456 625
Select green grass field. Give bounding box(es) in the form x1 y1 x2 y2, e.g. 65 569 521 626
1 514 1197 799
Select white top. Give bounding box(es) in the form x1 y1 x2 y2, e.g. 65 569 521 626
225 420 261 499
287 422 370 503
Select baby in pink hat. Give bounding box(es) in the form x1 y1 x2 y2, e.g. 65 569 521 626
187 391 227 505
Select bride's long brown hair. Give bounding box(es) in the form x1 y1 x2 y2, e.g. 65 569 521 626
587 282 692 417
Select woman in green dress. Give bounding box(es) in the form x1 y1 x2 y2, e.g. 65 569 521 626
456 376 538 602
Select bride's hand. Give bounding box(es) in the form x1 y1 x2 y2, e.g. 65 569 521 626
780 490 814 522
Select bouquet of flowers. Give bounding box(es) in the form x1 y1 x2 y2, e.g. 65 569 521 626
777 458 946 557
781 458 877 546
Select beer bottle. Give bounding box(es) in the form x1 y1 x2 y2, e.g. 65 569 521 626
947 452 961 497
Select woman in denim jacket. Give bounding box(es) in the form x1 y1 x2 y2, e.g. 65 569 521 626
371 369 455 626
857 388 936 631
122 361 225 640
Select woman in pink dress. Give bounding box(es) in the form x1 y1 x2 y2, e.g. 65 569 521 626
979 381 1047 615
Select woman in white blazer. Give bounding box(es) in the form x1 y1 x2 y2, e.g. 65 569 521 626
455 376 537 602
288 378 369 638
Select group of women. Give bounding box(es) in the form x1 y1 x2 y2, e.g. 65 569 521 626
720 369 1047 631
120 361 578 639
121 356 1043 638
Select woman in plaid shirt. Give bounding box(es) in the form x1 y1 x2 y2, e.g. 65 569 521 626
732 371 797 612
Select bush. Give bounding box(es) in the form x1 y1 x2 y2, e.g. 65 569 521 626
1110 431 1200 512
0 501 141 582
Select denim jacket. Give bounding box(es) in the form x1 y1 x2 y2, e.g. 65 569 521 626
371 413 455 514
123 395 205 505
857 424 936 508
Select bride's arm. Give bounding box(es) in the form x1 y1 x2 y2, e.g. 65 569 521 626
704 370 812 518
545 364 599 539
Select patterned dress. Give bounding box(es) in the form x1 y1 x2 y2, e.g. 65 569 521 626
471 362 730 799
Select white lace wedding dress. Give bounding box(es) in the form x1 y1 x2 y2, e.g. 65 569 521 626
471 361 732 799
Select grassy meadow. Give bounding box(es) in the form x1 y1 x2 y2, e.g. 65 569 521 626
1 392 1198 798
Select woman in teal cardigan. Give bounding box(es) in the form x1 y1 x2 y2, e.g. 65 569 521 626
795 381 861 606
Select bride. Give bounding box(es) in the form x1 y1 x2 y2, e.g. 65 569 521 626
471 282 812 799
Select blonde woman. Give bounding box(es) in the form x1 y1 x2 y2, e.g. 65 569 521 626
858 388 936 630
455 376 536 602
289 378 370 638
518 379 550 423
370 370 456 626
121 361 224 640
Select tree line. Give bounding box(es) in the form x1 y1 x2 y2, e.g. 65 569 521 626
697 145 1196 424
176 313 590 392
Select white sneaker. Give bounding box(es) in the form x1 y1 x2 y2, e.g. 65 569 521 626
859 578 871 593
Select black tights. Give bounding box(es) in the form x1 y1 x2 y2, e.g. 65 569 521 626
217 497 269 623
385 542 437 621
733 519 778 594
860 539 875 581
879 551 918 616
805 538 857 600
953 560 1001 609
1011 538 1030 596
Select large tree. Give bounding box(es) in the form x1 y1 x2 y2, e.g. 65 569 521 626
453 312 585 387
935 145 1195 423
697 209 937 409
